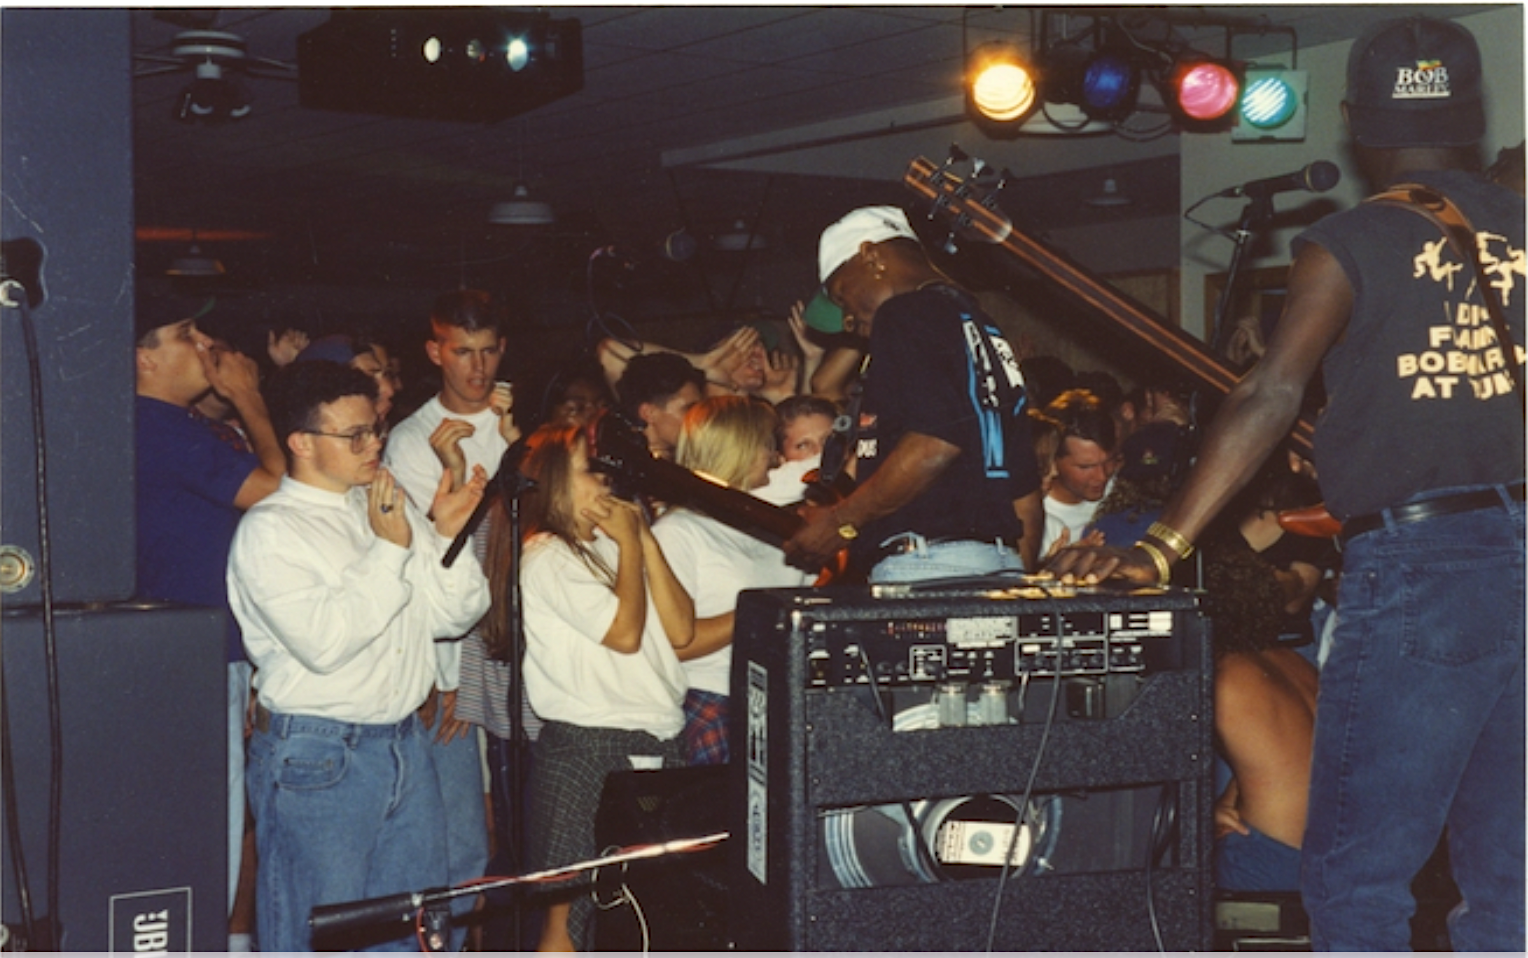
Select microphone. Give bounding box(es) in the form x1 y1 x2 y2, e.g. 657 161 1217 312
309 888 446 939
1217 161 1340 199
441 437 531 568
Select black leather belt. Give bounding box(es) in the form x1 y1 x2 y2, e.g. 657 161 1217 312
1341 484 1524 542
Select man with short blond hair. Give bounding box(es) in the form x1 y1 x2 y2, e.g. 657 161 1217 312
383 289 519 945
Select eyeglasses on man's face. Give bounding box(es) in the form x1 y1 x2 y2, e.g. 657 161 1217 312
303 418 388 453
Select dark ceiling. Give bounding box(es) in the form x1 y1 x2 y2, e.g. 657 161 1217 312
127 5 1498 326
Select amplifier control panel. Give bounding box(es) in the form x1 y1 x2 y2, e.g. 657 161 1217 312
804 606 1186 689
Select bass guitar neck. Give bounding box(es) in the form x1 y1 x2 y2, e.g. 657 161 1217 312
903 154 1315 459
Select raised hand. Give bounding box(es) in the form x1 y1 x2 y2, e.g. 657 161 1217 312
428 419 475 489
430 463 487 539
588 495 644 552
787 300 825 365
200 343 262 404
699 325 761 390
267 328 310 368
491 381 521 445
763 348 799 394
368 467 411 548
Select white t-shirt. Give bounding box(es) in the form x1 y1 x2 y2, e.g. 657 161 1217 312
752 454 819 507
652 508 811 696
383 396 508 689
1042 495 1102 556
520 531 686 738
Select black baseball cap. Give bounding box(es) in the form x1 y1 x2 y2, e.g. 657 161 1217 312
1344 16 1485 149
135 279 215 342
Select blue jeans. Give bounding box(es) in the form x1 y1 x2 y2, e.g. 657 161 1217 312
227 661 252 916
429 696 488 951
248 711 448 952
1302 485 1524 951
1217 826 1302 893
868 534 1025 584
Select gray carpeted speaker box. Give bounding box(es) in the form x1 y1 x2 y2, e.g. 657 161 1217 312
729 582 1215 951
1 604 227 951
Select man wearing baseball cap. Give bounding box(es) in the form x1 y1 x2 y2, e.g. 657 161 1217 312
782 206 1044 580
1050 16 1523 950
134 282 286 946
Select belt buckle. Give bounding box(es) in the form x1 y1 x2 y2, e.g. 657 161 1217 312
872 532 923 566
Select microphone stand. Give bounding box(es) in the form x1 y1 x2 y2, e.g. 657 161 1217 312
501 459 532 953
308 833 729 951
1208 191 1276 362
440 440 535 949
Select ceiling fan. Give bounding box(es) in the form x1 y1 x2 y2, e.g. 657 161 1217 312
133 20 297 123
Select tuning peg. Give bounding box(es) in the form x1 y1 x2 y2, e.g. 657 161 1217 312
948 144 969 163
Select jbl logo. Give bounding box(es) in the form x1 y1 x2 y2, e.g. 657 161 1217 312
109 888 191 952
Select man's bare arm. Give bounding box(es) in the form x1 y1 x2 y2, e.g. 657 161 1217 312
782 431 958 570
1049 244 1353 583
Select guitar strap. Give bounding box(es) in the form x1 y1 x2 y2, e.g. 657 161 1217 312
815 358 866 489
1365 183 1526 419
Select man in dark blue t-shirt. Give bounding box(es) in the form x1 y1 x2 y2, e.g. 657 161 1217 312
782 206 1043 581
1051 17 1523 950
134 287 285 937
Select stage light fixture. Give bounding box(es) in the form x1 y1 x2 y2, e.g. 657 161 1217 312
1168 56 1241 125
506 36 530 72
299 10 583 123
1080 51 1139 119
1234 67 1307 141
967 43 1037 125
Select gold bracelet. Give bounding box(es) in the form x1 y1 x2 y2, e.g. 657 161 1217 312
1147 521 1194 559
1135 540 1172 586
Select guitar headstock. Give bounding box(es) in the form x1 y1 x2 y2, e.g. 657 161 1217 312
587 407 652 499
904 147 1016 254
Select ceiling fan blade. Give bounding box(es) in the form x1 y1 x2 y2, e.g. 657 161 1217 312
132 59 188 79
153 9 221 31
245 58 300 78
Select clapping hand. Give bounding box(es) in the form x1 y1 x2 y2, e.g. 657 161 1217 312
368 467 411 548
428 419 475 489
430 463 488 540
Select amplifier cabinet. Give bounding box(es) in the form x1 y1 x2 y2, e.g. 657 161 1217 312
729 580 1214 951
1 603 227 951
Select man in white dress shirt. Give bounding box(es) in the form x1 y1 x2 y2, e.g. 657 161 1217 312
382 289 519 944
228 360 490 951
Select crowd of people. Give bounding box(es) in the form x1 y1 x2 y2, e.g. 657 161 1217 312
130 15 1521 953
